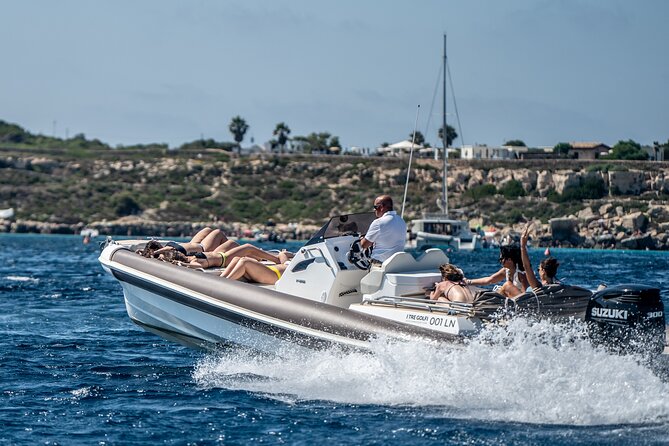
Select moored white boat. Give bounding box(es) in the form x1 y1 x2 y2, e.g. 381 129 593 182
407 214 482 251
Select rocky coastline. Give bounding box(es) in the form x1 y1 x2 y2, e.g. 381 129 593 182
495 205 665 250
1 203 667 251
2 152 669 250
0 216 319 241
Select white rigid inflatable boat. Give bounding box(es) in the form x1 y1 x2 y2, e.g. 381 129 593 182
99 212 668 357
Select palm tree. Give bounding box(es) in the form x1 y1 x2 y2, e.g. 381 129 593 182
273 122 291 153
228 116 249 152
437 124 458 147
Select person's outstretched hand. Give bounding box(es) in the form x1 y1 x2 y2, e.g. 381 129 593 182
520 222 532 248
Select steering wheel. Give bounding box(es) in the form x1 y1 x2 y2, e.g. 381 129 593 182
348 239 373 270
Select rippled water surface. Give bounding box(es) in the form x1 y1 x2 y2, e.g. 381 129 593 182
2 234 669 445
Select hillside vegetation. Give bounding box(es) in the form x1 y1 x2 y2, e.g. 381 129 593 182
2 145 668 236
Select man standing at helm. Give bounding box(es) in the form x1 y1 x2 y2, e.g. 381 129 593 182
360 195 407 268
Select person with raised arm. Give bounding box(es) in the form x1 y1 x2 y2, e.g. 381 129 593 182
520 222 561 290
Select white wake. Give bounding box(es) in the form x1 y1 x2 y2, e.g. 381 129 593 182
193 318 669 426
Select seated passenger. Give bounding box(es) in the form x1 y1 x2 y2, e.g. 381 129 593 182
430 264 476 304
152 227 237 256
184 243 289 269
136 240 187 261
220 251 294 284
520 222 561 290
464 244 529 298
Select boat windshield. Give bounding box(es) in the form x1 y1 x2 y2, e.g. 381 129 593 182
304 212 376 246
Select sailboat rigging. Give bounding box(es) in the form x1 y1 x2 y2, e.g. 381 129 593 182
441 32 449 216
407 34 482 252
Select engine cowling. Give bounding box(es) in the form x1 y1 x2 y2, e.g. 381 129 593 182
585 284 666 355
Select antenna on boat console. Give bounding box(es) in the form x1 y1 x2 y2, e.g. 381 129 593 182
401 104 421 219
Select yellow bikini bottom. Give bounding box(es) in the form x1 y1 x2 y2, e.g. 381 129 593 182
266 265 282 279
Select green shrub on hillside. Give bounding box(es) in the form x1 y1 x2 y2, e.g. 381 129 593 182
569 176 606 200
507 208 525 223
113 193 142 217
0 120 29 143
586 163 628 173
463 183 497 201
500 180 526 199
267 199 308 221
229 197 265 220
279 180 296 190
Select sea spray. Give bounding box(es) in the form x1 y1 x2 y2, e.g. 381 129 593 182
193 317 669 426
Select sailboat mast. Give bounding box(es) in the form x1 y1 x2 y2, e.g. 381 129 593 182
441 33 448 217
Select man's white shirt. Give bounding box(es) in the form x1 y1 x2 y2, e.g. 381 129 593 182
364 210 407 262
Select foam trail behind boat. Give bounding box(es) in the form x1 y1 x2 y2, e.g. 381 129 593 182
193 317 669 426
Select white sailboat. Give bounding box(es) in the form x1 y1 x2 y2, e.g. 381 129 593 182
408 35 481 252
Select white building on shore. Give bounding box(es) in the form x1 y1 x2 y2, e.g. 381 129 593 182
460 144 528 160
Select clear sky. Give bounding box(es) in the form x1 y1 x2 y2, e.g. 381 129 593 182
2 0 668 149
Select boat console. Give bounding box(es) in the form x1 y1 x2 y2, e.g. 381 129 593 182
275 212 452 310
275 233 370 307
275 212 376 308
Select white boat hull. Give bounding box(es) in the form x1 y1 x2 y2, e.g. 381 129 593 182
120 280 317 354
350 303 480 336
100 237 459 354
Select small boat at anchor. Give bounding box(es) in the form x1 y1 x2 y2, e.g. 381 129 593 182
407 214 482 252
99 212 668 358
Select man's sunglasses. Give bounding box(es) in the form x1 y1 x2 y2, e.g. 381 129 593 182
373 204 382 210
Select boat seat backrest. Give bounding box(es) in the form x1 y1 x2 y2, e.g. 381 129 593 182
360 252 414 294
360 250 447 296
414 248 449 271
382 252 419 273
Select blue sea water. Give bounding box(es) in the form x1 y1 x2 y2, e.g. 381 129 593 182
2 234 669 445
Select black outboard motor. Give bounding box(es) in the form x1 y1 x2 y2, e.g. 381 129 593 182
586 284 666 355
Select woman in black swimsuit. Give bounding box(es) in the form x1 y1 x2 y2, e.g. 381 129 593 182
430 264 476 303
